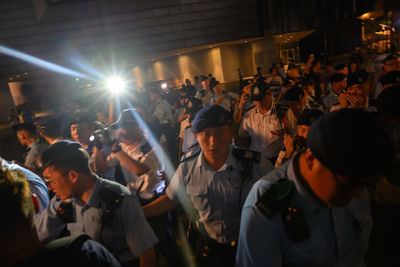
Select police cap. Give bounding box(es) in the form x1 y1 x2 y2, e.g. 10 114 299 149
307 109 393 179
192 105 232 134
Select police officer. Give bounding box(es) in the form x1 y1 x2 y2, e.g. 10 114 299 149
35 141 158 267
236 109 393 267
143 105 274 267
0 164 121 267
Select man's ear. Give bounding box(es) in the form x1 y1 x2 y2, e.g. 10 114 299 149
303 149 316 171
67 170 79 183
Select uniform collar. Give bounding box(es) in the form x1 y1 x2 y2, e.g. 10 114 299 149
255 106 272 115
74 175 102 209
286 153 328 215
197 145 239 173
28 141 38 149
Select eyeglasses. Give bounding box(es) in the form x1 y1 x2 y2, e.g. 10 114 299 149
43 170 70 189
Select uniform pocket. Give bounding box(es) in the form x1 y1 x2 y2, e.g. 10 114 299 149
186 185 208 212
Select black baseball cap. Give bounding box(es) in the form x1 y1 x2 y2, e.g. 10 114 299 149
110 108 138 129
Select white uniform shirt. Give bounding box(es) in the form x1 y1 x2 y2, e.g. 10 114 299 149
106 138 163 200
239 107 284 159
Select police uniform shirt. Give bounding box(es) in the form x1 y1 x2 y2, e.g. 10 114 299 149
166 146 274 244
181 126 197 154
322 88 340 111
24 141 49 170
236 156 372 267
106 137 163 200
239 107 284 159
2 159 49 213
210 92 239 112
152 98 174 125
36 176 159 263
195 89 214 106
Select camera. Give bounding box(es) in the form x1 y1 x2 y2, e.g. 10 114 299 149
91 122 114 148
293 135 307 151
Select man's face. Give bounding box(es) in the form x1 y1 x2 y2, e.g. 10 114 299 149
288 99 305 116
195 125 232 163
347 84 364 97
43 166 74 200
253 93 273 110
70 123 91 145
213 84 223 95
297 125 310 139
201 79 210 90
116 124 140 145
307 154 365 207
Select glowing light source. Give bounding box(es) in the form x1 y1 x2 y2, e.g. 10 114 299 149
106 76 126 95
161 82 168 89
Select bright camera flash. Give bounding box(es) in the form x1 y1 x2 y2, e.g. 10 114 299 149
161 82 167 89
107 76 126 95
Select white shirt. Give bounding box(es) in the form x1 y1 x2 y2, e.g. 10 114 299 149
239 107 284 159
106 138 163 200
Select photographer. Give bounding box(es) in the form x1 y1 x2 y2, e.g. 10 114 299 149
70 111 115 181
330 72 369 111
274 109 324 167
92 108 164 203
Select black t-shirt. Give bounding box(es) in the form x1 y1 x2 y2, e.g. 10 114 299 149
13 235 121 267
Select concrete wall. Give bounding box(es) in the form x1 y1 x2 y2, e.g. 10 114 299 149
130 36 277 89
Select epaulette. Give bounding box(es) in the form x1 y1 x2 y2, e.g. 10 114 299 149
180 145 201 163
256 179 310 243
232 147 260 163
99 187 124 224
256 179 294 217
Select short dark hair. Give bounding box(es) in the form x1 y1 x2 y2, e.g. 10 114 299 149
37 116 64 139
41 141 92 175
0 166 34 232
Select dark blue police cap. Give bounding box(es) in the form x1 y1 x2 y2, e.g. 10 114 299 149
192 105 232 134
307 109 393 179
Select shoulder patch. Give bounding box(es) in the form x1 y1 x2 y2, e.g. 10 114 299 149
232 147 261 163
256 179 294 217
180 145 201 163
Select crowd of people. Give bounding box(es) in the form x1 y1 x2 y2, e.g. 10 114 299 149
1 50 399 267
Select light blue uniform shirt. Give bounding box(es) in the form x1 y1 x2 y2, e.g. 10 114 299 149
236 156 372 267
36 176 158 263
182 126 197 154
24 141 48 170
2 159 49 212
166 146 274 244
210 92 239 112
